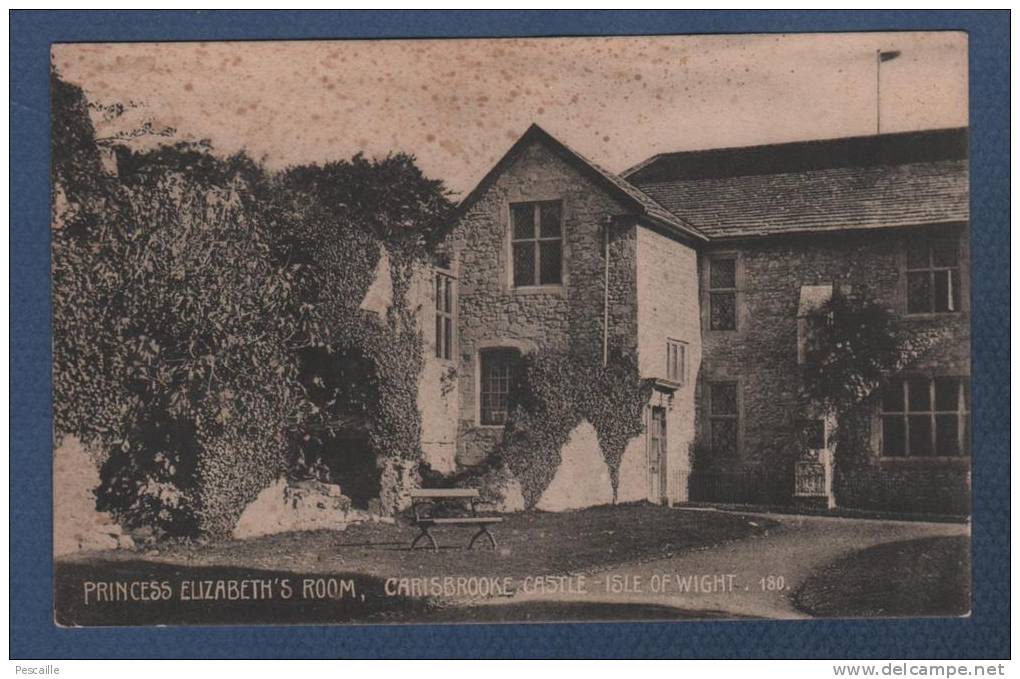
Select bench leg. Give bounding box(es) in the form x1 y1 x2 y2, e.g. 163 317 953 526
410 526 439 552
468 525 497 550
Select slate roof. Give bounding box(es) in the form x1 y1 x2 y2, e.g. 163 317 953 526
623 128 969 240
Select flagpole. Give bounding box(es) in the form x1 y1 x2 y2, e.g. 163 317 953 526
875 50 900 135
876 49 881 135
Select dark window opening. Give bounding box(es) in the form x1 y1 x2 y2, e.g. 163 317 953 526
709 381 739 457
479 348 522 426
434 272 454 360
708 258 737 330
666 339 687 384
881 376 970 457
511 200 563 287
906 232 961 314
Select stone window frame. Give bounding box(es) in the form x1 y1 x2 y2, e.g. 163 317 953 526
877 374 971 460
706 379 741 459
704 252 743 332
665 338 688 386
901 225 969 318
434 269 456 362
507 199 566 291
473 340 533 428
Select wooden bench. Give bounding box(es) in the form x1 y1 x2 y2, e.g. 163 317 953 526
408 488 503 552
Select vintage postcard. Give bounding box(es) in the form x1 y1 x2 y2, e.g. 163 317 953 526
51 31 970 626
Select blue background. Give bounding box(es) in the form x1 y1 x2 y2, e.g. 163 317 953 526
10 10 1009 659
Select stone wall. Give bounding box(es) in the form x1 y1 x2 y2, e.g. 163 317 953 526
617 226 702 504
444 139 640 467
696 226 971 513
407 262 459 473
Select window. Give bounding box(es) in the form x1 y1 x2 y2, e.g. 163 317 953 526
511 200 562 287
708 257 737 330
666 339 687 385
708 381 739 457
880 376 970 457
434 273 454 360
479 348 521 426
906 231 961 314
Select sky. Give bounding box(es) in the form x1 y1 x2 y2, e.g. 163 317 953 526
52 32 967 196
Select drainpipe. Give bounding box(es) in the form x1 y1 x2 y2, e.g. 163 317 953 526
602 216 613 367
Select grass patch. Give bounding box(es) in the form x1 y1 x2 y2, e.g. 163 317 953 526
794 536 970 618
129 503 776 580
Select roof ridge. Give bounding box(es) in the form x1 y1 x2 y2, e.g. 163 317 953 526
628 127 968 167
623 127 968 183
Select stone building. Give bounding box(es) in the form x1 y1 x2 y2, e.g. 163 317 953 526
417 124 969 514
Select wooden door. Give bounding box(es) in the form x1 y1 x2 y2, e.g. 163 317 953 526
648 407 667 503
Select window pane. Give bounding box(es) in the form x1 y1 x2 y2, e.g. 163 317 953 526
539 202 561 238
434 316 443 359
908 378 931 412
906 237 930 269
908 415 934 456
710 419 737 457
882 416 906 456
511 204 535 240
710 292 736 330
933 270 958 313
480 349 519 425
443 318 452 360
710 383 737 415
539 241 562 285
435 276 443 311
963 414 971 456
935 415 960 456
934 377 959 411
931 234 959 266
709 258 736 289
512 242 535 287
881 380 905 412
907 271 932 313
443 276 452 312
667 343 684 382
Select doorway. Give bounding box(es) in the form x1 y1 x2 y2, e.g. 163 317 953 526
648 406 667 503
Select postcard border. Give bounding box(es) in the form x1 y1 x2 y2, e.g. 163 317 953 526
11 9 1009 659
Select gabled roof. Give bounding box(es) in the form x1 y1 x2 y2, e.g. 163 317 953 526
625 127 969 240
451 124 706 242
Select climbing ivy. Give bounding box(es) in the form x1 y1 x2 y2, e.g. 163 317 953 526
496 350 653 506
800 290 951 414
52 69 453 535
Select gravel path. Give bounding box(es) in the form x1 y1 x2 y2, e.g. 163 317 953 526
470 509 970 620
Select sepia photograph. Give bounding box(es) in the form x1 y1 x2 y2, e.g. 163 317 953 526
48 30 972 628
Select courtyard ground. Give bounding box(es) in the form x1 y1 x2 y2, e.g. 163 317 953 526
54 504 969 625
457 511 969 620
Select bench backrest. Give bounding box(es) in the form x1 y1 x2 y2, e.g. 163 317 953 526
410 488 479 499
